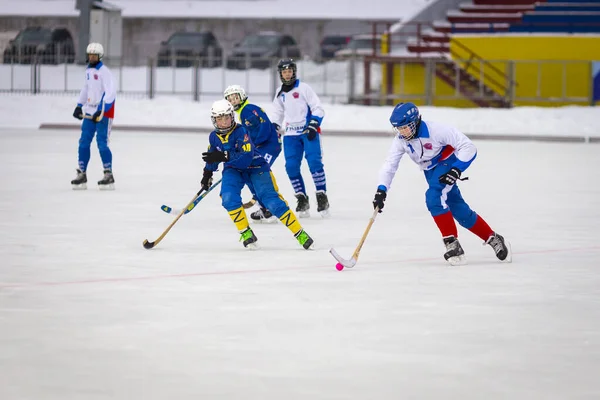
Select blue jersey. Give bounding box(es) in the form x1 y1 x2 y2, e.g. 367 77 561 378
237 103 280 149
204 124 269 173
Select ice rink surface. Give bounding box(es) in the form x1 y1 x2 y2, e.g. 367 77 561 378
1 128 599 399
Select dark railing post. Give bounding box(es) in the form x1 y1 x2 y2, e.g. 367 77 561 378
364 58 371 106
147 58 155 99
193 59 200 102
424 59 433 106
347 56 356 104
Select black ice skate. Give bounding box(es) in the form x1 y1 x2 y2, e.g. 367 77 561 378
295 193 310 218
71 169 87 190
97 169 115 190
250 207 277 224
240 227 259 250
443 235 467 266
315 190 330 218
485 233 512 263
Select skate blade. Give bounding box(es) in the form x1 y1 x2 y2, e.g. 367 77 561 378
244 242 260 250
251 216 278 224
98 183 115 191
446 255 467 266
297 210 310 218
500 240 513 263
318 209 331 218
72 183 87 190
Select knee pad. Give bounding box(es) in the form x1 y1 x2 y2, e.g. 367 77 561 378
221 191 241 211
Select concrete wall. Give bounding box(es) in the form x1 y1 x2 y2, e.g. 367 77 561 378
0 16 375 65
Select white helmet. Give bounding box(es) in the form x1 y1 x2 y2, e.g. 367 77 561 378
223 85 248 111
86 42 104 59
210 99 235 134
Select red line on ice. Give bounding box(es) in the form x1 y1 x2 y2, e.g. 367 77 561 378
1 245 599 289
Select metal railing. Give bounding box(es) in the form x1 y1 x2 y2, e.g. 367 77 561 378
0 54 593 107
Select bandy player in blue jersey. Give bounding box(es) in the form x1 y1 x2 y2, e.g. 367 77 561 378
200 99 314 250
373 102 512 265
223 84 282 223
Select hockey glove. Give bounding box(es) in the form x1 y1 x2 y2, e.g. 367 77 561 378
202 150 229 164
302 119 319 141
373 189 387 213
92 109 103 123
439 167 462 186
73 106 83 120
199 169 213 193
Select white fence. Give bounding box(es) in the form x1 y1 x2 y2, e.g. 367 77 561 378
0 58 382 104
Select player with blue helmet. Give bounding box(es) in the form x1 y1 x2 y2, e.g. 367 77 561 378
373 102 511 265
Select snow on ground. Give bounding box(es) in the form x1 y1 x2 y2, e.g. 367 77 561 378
1 125 599 399
0 94 599 139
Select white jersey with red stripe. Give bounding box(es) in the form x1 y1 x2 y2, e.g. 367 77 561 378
270 79 324 136
378 120 477 190
77 61 116 118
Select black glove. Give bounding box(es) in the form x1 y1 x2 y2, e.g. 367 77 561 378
373 189 387 213
199 169 213 193
92 109 102 123
439 167 462 186
272 123 281 132
73 106 83 120
202 150 229 164
302 119 319 141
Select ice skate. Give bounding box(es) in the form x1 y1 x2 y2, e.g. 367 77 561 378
443 235 467 266
70 169 87 190
294 229 314 250
485 232 512 263
97 169 115 190
240 227 259 250
315 190 330 218
295 193 310 218
250 207 278 224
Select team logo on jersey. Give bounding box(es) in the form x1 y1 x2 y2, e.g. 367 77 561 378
252 110 259 117
94 74 98 80
424 143 433 150
292 92 299 99
243 134 249 142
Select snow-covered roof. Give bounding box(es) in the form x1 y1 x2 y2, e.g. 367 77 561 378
0 0 429 21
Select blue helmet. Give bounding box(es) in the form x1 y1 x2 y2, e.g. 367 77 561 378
389 102 421 140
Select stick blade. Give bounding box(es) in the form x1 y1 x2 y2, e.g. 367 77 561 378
142 239 155 249
160 205 172 214
329 248 357 268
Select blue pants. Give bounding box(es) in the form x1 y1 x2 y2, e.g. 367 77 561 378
283 134 326 195
248 143 282 209
78 117 112 172
221 168 290 218
423 155 477 229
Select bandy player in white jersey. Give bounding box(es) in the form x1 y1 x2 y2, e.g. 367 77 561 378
372 102 511 265
270 59 329 218
70 42 116 190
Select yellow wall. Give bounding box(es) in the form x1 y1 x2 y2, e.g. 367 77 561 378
381 62 478 107
450 35 599 106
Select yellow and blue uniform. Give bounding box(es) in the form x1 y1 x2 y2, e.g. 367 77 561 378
204 123 302 236
237 102 281 166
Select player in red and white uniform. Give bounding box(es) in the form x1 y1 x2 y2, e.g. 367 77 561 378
70 42 116 190
373 102 511 265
